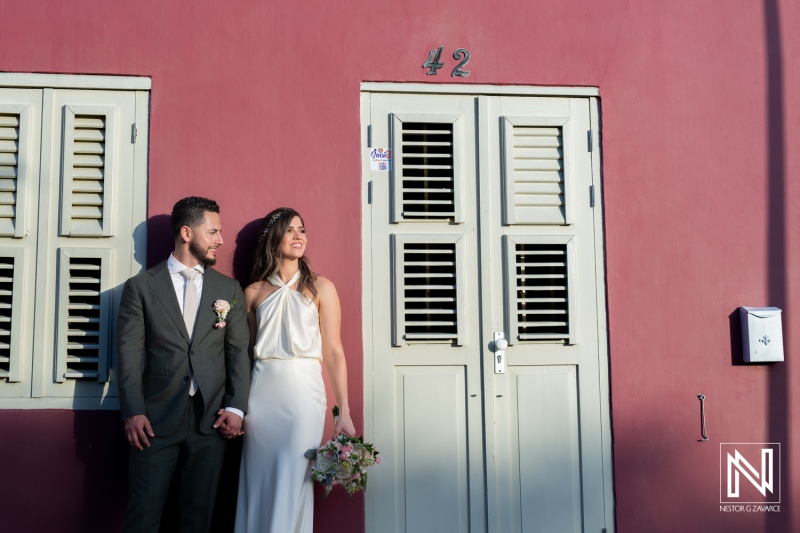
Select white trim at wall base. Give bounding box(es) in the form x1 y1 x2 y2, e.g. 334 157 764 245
0 73 151 90
360 82 598 97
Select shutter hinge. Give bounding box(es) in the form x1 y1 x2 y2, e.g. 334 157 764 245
368 181 373 204
588 130 593 152
131 123 137 143
590 185 595 207
367 124 372 147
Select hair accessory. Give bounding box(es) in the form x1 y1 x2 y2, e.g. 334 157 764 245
259 211 285 242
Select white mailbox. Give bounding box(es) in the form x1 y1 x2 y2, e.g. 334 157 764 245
739 306 784 363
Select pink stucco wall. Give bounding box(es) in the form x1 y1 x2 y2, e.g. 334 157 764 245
1 0 799 531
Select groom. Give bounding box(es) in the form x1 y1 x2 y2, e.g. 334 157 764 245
117 196 251 533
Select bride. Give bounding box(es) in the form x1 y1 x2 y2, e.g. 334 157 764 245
234 207 356 533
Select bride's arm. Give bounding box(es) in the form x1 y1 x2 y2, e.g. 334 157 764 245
318 276 356 437
243 285 259 361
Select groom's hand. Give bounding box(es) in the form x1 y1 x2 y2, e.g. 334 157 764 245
125 415 155 451
214 409 243 439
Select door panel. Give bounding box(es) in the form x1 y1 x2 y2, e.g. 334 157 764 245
397 366 470 532
509 366 582 533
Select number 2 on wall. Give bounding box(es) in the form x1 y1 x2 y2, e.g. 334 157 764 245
422 47 471 77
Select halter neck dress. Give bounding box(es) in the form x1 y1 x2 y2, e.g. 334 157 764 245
234 271 326 533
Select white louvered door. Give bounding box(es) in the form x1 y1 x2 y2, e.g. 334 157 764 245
484 96 610 533
365 91 613 533
368 92 484 533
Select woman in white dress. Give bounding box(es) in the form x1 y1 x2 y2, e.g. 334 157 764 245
234 207 356 533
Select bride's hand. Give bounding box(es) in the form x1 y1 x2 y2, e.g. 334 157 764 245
333 412 356 437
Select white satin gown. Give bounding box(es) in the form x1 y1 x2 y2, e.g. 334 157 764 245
234 271 327 533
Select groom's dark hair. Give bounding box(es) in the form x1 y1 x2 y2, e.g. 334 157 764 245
171 196 220 236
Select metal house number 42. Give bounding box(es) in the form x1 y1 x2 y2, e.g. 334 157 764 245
423 47 470 77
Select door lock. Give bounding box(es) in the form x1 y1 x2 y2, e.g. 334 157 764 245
493 332 507 374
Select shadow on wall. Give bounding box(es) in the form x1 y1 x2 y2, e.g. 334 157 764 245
147 214 174 268
74 411 128 532
231 218 263 287
763 0 790 531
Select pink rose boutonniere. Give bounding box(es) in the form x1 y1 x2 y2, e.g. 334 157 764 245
213 299 237 329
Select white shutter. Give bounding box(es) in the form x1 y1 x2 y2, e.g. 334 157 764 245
0 82 147 404
0 94 38 238
55 248 112 382
0 114 20 235
505 235 577 344
391 113 463 223
502 116 573 225
40 89 140 398
60 105 117 237
392 234 466 346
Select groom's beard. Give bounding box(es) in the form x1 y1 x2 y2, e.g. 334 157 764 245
189 239 217 266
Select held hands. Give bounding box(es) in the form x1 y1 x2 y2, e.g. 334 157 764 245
125 415 155 451
214 409 244 439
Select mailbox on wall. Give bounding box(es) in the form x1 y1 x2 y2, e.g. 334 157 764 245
739 306 784 363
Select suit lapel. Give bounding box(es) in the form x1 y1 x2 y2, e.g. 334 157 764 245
147 261 192 344
191 267 220 346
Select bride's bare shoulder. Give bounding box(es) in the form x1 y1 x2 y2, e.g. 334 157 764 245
314 276 339 300
244 281 279 310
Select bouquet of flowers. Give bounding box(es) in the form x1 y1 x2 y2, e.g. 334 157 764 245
305 406 380 499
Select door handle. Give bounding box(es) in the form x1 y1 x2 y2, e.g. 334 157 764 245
493 332 507 374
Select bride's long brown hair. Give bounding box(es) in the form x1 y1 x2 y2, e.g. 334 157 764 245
250 207 317 299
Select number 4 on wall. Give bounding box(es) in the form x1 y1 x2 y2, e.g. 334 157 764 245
422 47 471 77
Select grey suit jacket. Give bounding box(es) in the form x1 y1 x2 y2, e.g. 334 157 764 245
117 260 251 436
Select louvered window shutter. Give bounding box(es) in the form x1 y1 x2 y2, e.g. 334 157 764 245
501 116 573 226
0 114 20 235
0 249 24 381
391 114 463 223
505 236 576 344
0 103 35 238
60 106 116 237
55 248 111 382
392 234 466 346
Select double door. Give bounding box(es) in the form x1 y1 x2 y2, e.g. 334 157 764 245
362 90 613 533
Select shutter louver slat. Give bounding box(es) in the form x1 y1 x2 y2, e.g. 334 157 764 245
402 242 459 343
0 114 19 235
400 122 456 220
0 258 13 378
64 257 104 380
515 243 570 341
69 115 106 235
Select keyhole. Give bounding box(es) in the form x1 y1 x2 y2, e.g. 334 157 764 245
496 355 502 364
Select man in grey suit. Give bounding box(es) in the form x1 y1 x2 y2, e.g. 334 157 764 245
117 196 251 533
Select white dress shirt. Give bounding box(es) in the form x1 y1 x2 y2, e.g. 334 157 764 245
168 253 243 420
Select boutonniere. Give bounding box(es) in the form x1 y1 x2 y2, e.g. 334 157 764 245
213 299 238 329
